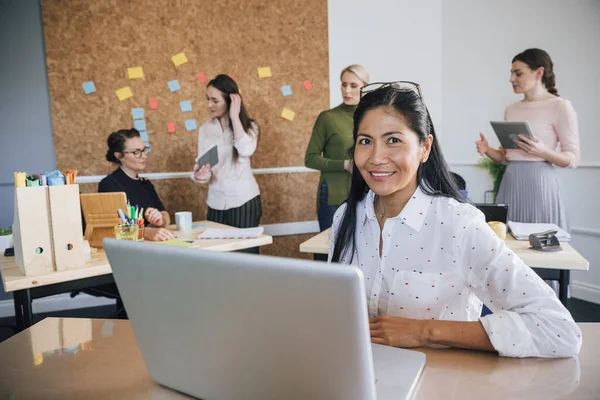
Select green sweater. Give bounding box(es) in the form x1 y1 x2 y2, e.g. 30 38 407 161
305 103 357 209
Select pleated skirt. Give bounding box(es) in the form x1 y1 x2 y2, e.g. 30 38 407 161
496 161 569 231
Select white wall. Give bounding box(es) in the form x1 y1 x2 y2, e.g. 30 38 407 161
328 0 443 127
329 0 600 302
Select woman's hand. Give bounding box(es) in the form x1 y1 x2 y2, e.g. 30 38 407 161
475 132 490 155
229 93 242 119
514 134 548 158
369 316 428 348
144 227 174 242
343 159 353 173
144 207 164 227
193 163 212 182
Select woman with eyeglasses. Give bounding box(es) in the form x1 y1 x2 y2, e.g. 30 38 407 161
191 75 261 251
329 82 581 358
305 64 369 235
99 128 174 242
475 49 580 231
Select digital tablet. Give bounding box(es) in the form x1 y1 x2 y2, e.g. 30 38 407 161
196 145 219 169
489 121 535 150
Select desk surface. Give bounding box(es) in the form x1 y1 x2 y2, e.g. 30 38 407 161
299 229 589 271
1 221 272 293
0 317 597 399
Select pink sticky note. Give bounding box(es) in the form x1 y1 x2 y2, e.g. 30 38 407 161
303 80 312 91
228 74 237 82
167 122 176 133
149 98 158 110
197 72 208 84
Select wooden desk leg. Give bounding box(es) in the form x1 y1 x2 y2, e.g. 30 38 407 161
559 269 570 307
13 289 33 331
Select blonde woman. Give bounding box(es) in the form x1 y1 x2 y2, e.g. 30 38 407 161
305 64 369 234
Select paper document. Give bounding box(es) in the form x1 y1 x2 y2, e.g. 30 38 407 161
199 227 264 239
507 221 571 241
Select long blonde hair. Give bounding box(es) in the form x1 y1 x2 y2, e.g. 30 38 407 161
340 64 369 85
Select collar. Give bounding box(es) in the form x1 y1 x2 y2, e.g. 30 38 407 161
118 166 139 180
364 186 433 232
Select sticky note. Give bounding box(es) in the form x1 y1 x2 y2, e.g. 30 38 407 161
197 72 208 83
185 119 197 131
127 67 144 79
134 119 147 131
139 130 149 143
303 80 312 91
281 85 292 97
167 122 176 133
229 74 237 82
180 100 192 112
172 52 188 67
168 80 181 92
82 81 96 94
257 67 272 78
131 108 144 120
148 98 158 110
281 108 295 121
116 86 133 101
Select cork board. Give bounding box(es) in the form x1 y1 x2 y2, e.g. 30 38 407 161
42 0 329 255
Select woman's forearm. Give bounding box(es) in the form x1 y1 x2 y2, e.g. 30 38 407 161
541 148 572 168
484 147 506 163
424 320 496 352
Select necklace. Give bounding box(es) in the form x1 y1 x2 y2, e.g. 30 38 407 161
376 196 385 219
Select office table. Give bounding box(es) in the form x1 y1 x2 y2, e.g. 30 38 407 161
299 229 589 305
1 221 272 331
0 317 597 399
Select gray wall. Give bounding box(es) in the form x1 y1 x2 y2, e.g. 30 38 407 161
0 0 56 300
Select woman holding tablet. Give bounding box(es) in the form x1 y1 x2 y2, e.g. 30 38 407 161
191 75 262 236
475 48 580 230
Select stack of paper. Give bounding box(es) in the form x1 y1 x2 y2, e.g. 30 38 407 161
507 221 571 242
198 227 264 239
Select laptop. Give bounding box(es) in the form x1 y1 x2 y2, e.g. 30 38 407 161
104 239 426 400
474 203 509 223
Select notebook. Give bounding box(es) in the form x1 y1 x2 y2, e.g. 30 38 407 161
507 221 571 242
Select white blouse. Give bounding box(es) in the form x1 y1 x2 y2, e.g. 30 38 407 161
328 187 582 358
191 118 260 210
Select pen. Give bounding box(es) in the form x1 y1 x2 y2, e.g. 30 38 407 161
117 209 128 224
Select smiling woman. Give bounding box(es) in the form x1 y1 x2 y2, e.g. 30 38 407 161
329 83 582 358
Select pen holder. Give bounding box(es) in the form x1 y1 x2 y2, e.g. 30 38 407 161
114 224 139 241
48 184 86 270
12 186 55 275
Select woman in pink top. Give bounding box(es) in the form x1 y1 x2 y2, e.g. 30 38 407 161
475 48 580 231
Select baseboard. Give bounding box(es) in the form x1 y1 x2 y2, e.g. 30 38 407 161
571 281 600 305
261 220 320 237
0 293 116 319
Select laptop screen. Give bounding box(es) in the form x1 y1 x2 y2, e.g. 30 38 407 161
473 203 509 223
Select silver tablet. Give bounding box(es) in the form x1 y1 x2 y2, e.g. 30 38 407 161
490 121 535 149
196 145 219 169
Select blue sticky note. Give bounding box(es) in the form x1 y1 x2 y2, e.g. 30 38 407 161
281 85 292 97
131 108 144 120
139 130 149 143
168 80 181 92
134 119 147 131
185 119 197 131
82 81 96 94
180 100 192 112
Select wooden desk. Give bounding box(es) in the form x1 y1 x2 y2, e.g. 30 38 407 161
0 318 597 399
299 229 589 304
0 221 272 330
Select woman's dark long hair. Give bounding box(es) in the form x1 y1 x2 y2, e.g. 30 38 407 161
512 48 559 96
207 74 257 162
331 87 463 263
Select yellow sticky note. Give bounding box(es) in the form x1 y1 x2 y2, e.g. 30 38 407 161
281 108 295 121
257 67 272 78
115 86 133 101
172 52 188 67
127 67 144 79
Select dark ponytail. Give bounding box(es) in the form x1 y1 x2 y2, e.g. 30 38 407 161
331 86 463 263
106 128 140 164
512 48 559 96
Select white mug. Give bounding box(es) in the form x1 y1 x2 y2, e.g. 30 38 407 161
175 211 193 231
